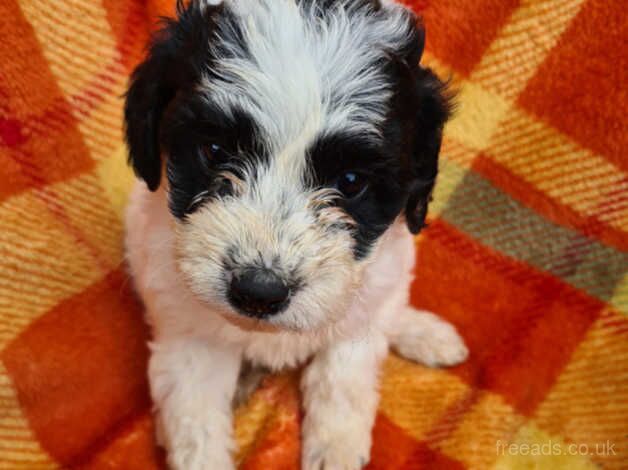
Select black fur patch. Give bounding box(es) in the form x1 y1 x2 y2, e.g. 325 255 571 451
308 133 405 259
124 0 244 192
162 96 264 218
308 53 452 258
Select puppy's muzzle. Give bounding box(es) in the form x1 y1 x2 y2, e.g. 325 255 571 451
228 267 290 317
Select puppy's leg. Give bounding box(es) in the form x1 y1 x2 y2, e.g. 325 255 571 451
149 337 241 470
389 307 468 367
301 333 388 470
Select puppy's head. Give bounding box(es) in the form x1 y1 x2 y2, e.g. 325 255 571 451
125 0 451 332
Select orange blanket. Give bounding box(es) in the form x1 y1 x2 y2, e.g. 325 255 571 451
0 0 626 468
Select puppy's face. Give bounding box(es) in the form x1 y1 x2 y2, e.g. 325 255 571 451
125 0 450 332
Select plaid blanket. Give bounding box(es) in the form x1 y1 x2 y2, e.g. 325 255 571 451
1 0 626 468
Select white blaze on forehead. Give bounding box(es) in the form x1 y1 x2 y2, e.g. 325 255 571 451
201 0 414 157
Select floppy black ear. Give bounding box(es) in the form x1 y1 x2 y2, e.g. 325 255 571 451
124 52 173 191
124 0 215 191
404 67 452 234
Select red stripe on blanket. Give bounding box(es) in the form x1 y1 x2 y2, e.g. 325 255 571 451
0 0 94 201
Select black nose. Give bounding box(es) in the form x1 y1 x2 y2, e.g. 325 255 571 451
228 268 290 317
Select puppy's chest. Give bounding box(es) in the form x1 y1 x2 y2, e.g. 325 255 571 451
240 331 326 371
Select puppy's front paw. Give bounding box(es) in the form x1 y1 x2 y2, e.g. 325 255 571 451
165 436 234 470
392 308 469 368
167 442 234 470
156 412 234 470
302 417 371 470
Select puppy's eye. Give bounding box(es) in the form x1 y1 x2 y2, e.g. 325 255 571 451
336 171 368 199
202 143 224 160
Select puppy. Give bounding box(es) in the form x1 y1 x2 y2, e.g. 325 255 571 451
124 0 468 468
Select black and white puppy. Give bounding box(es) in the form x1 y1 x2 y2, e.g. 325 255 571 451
124 0 468 468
